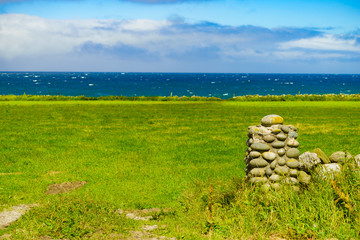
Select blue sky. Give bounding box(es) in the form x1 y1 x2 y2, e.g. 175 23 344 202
0 0 359 73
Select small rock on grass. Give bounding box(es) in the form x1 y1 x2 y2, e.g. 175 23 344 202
299 152 321 170
355 154 360 168
329 151 352 163
316 163 342 179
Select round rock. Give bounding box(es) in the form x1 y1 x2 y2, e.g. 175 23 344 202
274 166 289 176
286 159 300 168
263 135 275 143
272 183 281 190
249 168 266 177
286 177 299 185
263 151 277 161
289 169 298 177
269 174 280 182
288 131 298 139
281 125 290 133
249 151 261 158
286 148 300 158
277 158 286 166
249 158 269 168
265 168 273 176
276 133 287 141
287 139 299 148
329 151 352 163
270 160 277 169
261 114 284 127
298 171 311 184
272 141 285 148
250 142 270 152
272 128 282 134
278 148 285 156
249 177 268 184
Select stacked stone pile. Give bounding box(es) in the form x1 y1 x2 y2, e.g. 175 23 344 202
244 114 311 189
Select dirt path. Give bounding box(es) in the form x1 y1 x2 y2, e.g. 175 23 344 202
0 204 35 229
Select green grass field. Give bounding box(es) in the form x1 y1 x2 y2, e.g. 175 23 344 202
1 101 359 239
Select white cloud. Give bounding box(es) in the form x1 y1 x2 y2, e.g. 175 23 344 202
0 14 172 59
280 34 360 52
0 13 359 72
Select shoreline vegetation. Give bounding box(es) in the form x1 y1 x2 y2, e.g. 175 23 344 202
1 93 360 101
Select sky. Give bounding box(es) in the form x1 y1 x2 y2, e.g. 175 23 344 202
0 0 359 73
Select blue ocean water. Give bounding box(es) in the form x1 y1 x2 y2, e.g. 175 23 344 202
0 72 359 99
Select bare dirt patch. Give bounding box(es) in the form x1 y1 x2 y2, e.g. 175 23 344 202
46 181 87 195
117 208 176 239
46 171 64 176
0 172 22 176
117 208 162 221
0 204 36 229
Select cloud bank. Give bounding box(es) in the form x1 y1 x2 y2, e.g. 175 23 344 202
0 14 359 72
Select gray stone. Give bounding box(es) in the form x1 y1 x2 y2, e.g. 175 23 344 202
271 183 281 190
249 177 268 184
249 151 261 159
263 151 276 161
249 158 269 168
274 166 289 176
285 177 299 184
329 151 352 163
270 160 277 169
281 125 290 133
251 142 270 152
277 158 286 166
298 171 311 184
322 163 341 172
249 168 266 177
299 152 321 170
247 138 254 146
286 159 300 168
278 148 285 156
261 114 284 127
257 126 272 135
276 133 287 141
355 154 360 168
291 126 298 132
272 141 285 148
287 139 299 148
272 128 282 134
269 174 280 182
286 148 300 158
265 168 273 176
288 131 298 139
261 183 271 191
317 163 341 178
263 135 275 143
289 169 298 177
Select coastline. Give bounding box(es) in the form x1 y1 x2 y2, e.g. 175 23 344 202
0 93 360 101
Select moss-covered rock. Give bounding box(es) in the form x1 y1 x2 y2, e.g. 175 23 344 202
313 148 330 164
298 171 311 184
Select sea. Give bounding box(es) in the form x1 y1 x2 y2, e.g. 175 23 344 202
0 72 359 99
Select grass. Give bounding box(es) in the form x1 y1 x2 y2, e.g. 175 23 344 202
0 101 359 239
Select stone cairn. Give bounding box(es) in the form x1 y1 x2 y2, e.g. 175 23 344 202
244 114 310 189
